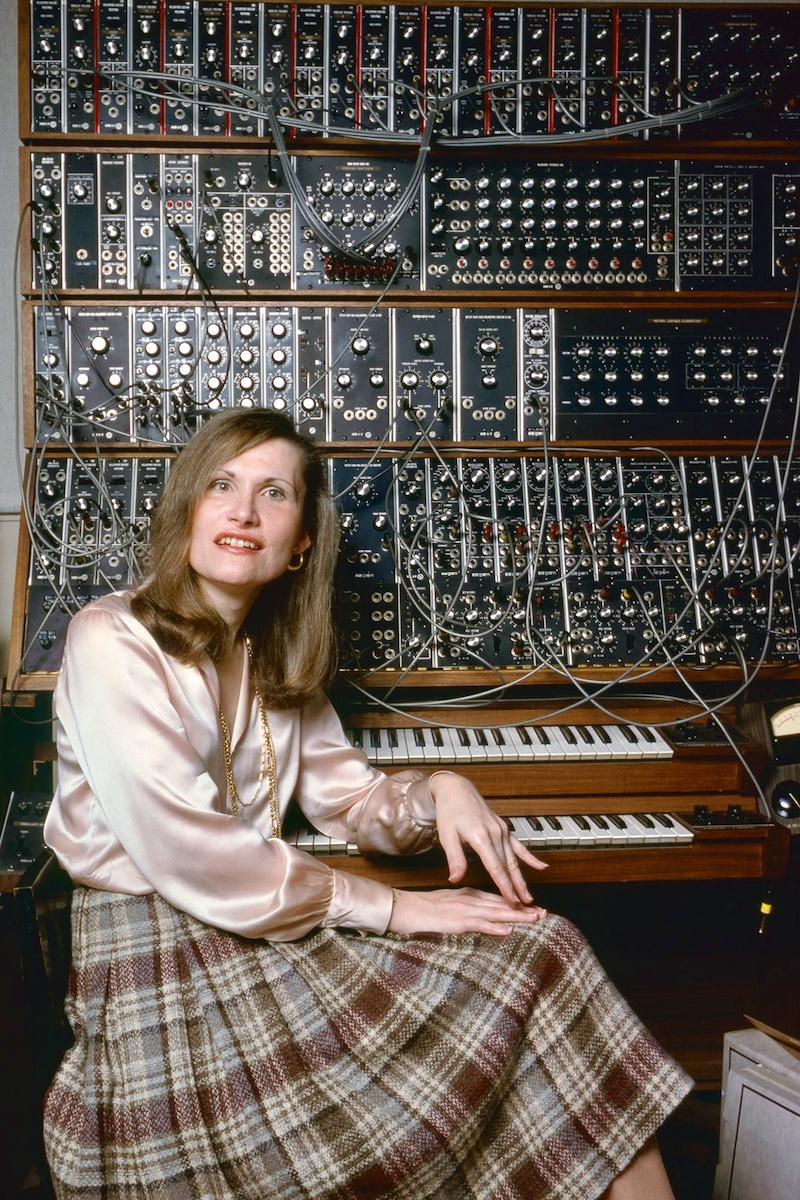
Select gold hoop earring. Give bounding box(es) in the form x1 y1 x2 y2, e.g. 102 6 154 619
286 551 305 572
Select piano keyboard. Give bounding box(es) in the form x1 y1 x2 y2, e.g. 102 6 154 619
345 723 674 767
287 812 693 857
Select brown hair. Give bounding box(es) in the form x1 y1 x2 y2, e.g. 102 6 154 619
131 409 340 707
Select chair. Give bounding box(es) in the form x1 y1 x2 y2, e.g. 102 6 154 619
13 849 75 1199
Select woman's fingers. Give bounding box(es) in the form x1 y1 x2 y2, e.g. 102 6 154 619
429 774 549 904
439 817 548 906
437 824 469 884
387 887 548 937
510 837 550 873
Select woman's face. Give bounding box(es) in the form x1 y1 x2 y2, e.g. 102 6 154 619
188 438 312 625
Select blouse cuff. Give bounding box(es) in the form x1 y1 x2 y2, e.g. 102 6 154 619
321 869 396 935
405 773 439 828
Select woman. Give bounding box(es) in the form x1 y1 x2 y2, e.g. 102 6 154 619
44 408 691 1200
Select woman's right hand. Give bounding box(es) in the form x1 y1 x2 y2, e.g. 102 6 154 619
387 886 548 937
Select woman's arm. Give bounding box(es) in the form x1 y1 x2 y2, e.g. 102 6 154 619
295 701 550 936
46 599 395 941
386 772 550 936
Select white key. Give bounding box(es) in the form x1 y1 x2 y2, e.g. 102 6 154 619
545 726 583 762
432 726 459 763
628 725 673 760
495 726 525 762
643 811 693 844
661 813 694 844
509 816 537 847
455 727 490 763
561 814 600 845
397 728 426 765
294 828 315 851
582 727 617 761
565 725 600 760
496 724 522 763
521 725 568 762
419 727 445 764
599 725 638 760
626 812 666 844
604 813 633 845
616 814 649 844
583 813 613 845
374 724 398 763
475 727 505 763
537 814 576 846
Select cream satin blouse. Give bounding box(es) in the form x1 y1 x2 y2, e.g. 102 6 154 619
44 592 439 941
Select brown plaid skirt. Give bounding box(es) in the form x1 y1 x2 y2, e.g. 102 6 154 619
44 888 691 1200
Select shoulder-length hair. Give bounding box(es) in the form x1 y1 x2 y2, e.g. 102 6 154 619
130 408 340 707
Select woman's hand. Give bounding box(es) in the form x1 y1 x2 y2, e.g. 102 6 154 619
387 886 548 937
430 771 548 907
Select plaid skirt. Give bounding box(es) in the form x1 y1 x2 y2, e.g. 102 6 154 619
44 888 691 1200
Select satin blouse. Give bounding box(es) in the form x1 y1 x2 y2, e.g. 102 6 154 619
44 592 439 941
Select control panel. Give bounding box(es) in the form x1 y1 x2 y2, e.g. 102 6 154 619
26 4 800 141
27 151 800 293
12 0 800 702
17 449 800 679
29 302 797 446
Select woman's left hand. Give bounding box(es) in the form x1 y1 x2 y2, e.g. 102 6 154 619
429 772 548 907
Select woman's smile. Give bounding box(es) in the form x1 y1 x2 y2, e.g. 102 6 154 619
189 438 312 626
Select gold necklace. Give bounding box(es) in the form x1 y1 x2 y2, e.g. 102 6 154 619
219 635 281 838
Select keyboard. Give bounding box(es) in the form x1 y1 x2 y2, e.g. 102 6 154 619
344 722 674 767
286 810 693 857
